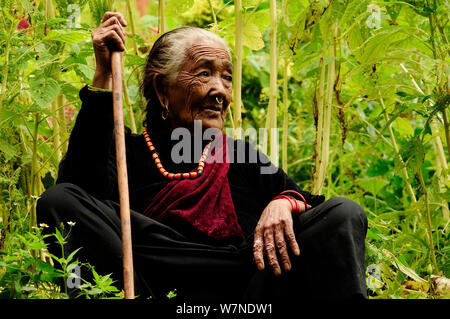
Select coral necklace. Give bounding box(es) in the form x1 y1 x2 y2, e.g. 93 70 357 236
143 127 211 180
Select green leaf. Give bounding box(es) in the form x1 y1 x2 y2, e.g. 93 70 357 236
44 30 91 44
53 228 65 246
367 157 391 177
166 0 194 16
367 228 389 241
437 189 450 202
386 3 402 22
87 287 103 295
0 140 18 161
399 137 425 173
37 262 56 273
77 63 95 80
46 18 68 26
359 177 388 195
393 117 414 137
66 247 82 265
382 249 427 283
29 77 61 108
243 22 265 51
124 54 146 68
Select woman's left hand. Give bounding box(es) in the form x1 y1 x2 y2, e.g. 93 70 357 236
253 198 310 275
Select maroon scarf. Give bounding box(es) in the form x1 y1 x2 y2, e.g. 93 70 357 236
143 132 245 242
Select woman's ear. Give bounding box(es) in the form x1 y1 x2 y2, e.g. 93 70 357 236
153 74 167 107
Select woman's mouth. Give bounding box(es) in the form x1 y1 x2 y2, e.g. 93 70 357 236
203 105 222 114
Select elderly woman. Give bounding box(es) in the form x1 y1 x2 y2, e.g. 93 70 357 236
37 12 367 301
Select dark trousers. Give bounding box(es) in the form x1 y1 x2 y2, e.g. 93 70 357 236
37 183 368 300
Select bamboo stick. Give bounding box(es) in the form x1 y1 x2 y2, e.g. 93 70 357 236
111 51 134 299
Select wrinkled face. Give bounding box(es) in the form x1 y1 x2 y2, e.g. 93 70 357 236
164 38 233 132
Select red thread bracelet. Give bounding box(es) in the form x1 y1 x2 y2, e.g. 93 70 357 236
280 190 308 210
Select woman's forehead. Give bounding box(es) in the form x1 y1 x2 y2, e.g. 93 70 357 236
184 39 231 65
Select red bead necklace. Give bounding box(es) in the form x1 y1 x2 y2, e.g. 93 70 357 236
143 127 211 180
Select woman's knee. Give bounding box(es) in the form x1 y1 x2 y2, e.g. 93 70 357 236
37 183 83 221
326 197 367 232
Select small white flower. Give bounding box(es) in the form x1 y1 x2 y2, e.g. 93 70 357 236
67 221 76 227
39 223 49 228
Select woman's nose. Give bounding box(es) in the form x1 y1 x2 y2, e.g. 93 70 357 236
210 75 229 98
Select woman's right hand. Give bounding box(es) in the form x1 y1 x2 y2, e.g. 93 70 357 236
91 12 127 89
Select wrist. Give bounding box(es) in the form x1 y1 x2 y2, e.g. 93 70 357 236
92 69 112 90
280 190 308 210
271 195 299 215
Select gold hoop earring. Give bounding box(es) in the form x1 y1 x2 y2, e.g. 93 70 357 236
161 103 169 120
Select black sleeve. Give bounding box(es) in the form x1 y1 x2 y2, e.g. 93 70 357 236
56 86 117 200
244 140 325 209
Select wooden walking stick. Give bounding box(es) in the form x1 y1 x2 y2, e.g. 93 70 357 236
111 50 135 299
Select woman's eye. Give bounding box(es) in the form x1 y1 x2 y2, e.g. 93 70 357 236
200 71 209 77
224 76 232 81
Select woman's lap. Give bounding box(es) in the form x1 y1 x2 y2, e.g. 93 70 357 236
37 183 367 300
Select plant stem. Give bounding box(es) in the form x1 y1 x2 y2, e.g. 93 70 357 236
442 108 450 157
281 0 289 172
0 23 13 112
51 100 62 163
122 77 137 133
379 96 417 203
126 0 139 55
124 0 141 133
399 63 449 219
282 60 289 173
313 23 329 194
159 0 166 34
318 22 337 192
54 72 67 158
418 169 439 274
207 0 218 25
30 114 40 232
233 0 243 139
267 0 278 164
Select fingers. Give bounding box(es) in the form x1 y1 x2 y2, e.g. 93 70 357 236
284 219 300 256
274 223 291 272
92 17 126 52
104 24 126 46
105 30 125 51
253 226 265 271
263 227 281 276
101 11 127 27
254 200 302 276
